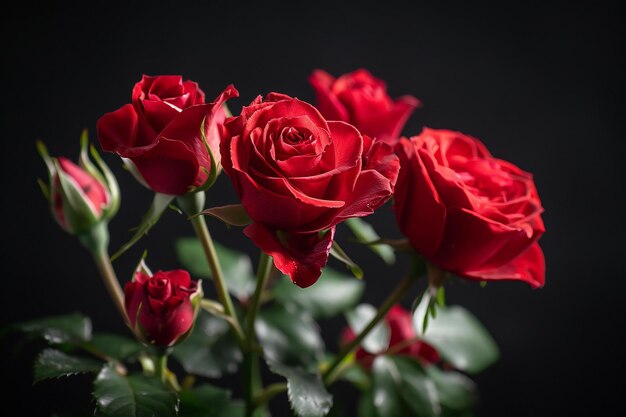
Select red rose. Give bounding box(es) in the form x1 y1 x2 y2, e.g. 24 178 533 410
221 93 400 287
394 128 545 287
342 305 439 369
309 69 420 145
97 75 237 195
124 268 201 347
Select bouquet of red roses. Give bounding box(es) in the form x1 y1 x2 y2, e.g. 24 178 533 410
19 69 544 417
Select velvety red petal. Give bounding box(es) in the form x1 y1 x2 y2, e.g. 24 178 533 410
131 138 199 195
464 242 545 288
432 206 534 274
141 99 181 132
96 104 158 156
123 281 145 328
182 80 205 105
393 138 447 258
308 70 350 122
165 269 192 288
235 170 326 230
242 99 329 142
244 223 335 288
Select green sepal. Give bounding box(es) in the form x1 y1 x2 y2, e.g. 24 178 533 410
190 116 219 193
196 204 252 226
55 159 101 234
88 141 120 219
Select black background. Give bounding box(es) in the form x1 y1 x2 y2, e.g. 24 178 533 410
2 1 624 416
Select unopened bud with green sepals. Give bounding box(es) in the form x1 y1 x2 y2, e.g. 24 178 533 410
37 130 120 237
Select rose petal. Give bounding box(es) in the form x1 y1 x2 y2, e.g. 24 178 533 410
308 69 350 122
96 104 158 156
244 223 335 288
142 99 182 132
131 138 199 195
393 138 447 258
432 206 535 273
464 242 545 288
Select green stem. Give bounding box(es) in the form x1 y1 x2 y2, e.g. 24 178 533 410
155 353 168 384
243 353 258 417
180 193 245 347
246 252 273 347
254 382 288 407
82 222 128 326
244 252 273 417
322 273 417 385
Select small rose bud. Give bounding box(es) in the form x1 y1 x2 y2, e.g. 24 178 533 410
37 130 119 235
124 260 203 347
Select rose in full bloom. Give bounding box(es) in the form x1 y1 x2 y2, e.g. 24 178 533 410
38 136 119 235
394 128 545 287
342 305 439 369
97 75 237 195
124 267 202 347
308 69 420 145
221 93 400 287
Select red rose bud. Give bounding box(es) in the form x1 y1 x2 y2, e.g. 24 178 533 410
393 128 546 288
124 263 202 347
37 132 119 235
221 93 400 287
97 75 238 195
342 305 439 369
309 69 420 145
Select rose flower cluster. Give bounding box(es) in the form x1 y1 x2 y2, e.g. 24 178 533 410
33 69 545 417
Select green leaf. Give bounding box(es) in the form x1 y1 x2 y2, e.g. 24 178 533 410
33 349 102 383
256 305 324 369
340 361 370 390
367 356 477 417
329 241 363 279
370 356 405 417
198 204 252 226
273 268 364 319
345 304 390 354
175 238 256 301
214 401 244 417
392 357 441 417
425 366 477 411
267 360 332 417
179 384 232 417
414 305 499 374
111 193 175 261
344 218 395 265
89 333 144 361
93 365 179 417
357 389 376 417
15 312 92 345
172 310 242 378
